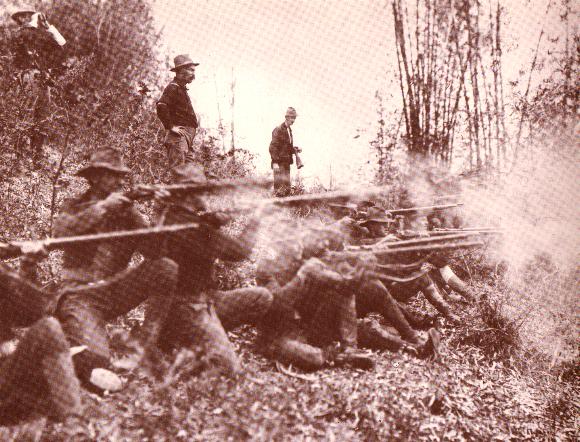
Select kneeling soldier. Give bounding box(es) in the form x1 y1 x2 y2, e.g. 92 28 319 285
54 148 179 391
156 164 271 375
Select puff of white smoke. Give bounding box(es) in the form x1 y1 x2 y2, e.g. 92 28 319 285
461 142 580 274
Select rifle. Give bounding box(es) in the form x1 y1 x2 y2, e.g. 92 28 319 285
386 203 463 216
125 178 272 201
266 186 389 207
0 223 200 260
327 238 486 261
431 227 502 234
374 231 500 248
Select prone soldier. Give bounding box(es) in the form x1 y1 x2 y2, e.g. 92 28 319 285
255 228 375 371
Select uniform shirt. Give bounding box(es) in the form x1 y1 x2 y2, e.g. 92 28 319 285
156 81 198 130
161 205 257 300
53 191 151 286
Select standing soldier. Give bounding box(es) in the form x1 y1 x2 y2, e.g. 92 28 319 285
156 54 200 169
10 8 67 166
269 107 302 196
53 148 179 392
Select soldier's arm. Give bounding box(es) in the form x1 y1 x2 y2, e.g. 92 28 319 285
127 206 164 259
156 84 177 130
53 199 108 237
269 126 285 163
53 194 130 237
214 216 261 262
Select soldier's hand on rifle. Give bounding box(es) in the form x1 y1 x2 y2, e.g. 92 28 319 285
101 192 132 210
20 241 48 260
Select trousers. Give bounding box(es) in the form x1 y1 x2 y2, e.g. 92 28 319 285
56 258 178 382
272 164 291 196
164 126 196 168
0 318 82 425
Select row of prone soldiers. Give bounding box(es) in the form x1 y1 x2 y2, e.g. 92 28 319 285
0 148 472 439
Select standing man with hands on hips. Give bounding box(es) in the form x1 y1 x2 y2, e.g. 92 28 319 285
156 54 200 169
269 107 303 196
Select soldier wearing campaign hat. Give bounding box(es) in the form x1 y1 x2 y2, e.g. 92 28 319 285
157 54 201 169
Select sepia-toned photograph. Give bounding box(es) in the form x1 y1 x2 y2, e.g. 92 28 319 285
0 0 577 440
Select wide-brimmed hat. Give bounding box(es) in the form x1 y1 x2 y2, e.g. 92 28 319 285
170 54 199 72
170 164 207 210
11 10 36 24
302 226 345 257
76 149 130 178
359 207 394 227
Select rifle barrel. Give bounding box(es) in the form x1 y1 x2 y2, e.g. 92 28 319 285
377 232 498 248
1 223 200 260
387 203 463 216
374 240 485 256
259 186 387 207
328 239 485 259
432 227 502 233
128 178 272 200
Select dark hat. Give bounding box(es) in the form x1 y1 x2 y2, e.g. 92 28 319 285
11 10 36 24
302 226 345 257
171 163 207 184
76 149 130 178
170 54 199 72
170 164 207 211
357 200 376 210
359 207 394 227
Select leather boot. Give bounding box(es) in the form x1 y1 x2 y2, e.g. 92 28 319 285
358 316 406 352
365 279 424 346
420 276 460 323
440 266 475 302
334 347 375 370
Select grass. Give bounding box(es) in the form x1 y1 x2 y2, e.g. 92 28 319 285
33 260 579 441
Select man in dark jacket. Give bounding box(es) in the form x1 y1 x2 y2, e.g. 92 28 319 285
53 148 178 391
156 54 200 168
156 164 272 375
269 107 301 196
10 9 67 166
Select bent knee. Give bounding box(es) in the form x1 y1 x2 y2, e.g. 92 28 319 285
147 257 179 284
28 317 69 353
